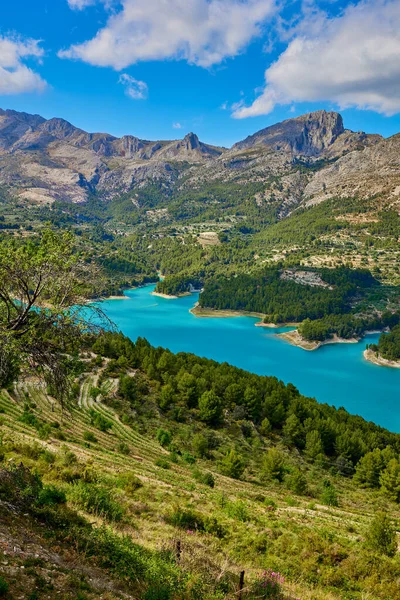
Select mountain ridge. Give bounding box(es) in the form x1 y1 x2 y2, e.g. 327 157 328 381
0 107 394 209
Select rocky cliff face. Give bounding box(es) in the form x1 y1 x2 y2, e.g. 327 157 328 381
232 110 380 157
0 108 391 211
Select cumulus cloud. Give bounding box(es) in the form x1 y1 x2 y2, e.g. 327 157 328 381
172 122 182 129
118 73 148 99
0 36 47 95
59 0 276 69
233 0 400 118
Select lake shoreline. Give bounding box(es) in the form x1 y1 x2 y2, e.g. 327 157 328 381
190 303 265 320
277 329 359 351
364 349 400 369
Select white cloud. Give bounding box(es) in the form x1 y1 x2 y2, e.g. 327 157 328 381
172 122 182 129
118 73 148 99
0 36 47 95
67 0 96 8
59 0 276 69
233 0 400 118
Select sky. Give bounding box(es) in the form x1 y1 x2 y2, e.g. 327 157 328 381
1 0 400 147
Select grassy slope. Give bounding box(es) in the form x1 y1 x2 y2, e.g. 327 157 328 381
1 362 400 600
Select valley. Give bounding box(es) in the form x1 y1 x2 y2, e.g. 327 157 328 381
1 107 400 600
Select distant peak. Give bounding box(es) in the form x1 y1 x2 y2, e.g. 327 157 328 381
182 132 200 149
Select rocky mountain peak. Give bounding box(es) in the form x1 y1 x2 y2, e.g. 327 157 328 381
39 117 78 139
233 110 348 156
182 132 200 150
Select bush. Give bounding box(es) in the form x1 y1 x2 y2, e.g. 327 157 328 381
262 448 285 482
155 458 171 470
182 452 196 465
83 431 98 443
117 442 130 455
166 507 205 531
143 586 171 600
37 485 66 506
89 409 112 433
156 429 172 448
0 577 8 596
192 433 209 458
117 472 143 495
192 469 215 488
285 469 308 495
68 482 124 522
250 569 285 599
219 449 245 480
365 512 397 557
321 480 339 507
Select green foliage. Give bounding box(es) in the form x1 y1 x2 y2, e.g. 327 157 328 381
262 448 285 482
89 409 112 433
68 481 124 522
192 433 210 458
0 577 8 596
321 480 339 507
375 324 400 361
166 507 205 531
198 390 223 425
37 485 66 506
304 430 324 463
200 266 377 323
380 458 400 502
83 431 98 443
365 512 397 557
192 468 215 488
285 469 308 495
219 449 246 480
116 472 143 495
250 569 286 599
156 429 172 448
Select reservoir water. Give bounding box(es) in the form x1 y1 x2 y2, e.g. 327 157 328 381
99 284 400 432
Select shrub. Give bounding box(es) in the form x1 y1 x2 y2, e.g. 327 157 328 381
182 452 196 465
198 390 223 425
260 417 272 437
262 448 285 482
89 409 112 433
68 482 124 522
192 433 209 458
192 469 215 488
285 469 308 495
321 480 339 507
156 429 172 448
166 507 205 531
117 472 143 495
225 501 250 522
37 485 66 506
83 431 98 443
365 512 397 557
250 569 285 599
0 577 8 596
219 449 245 480
117 442 130 455
155 458 171 469
143 586 171 600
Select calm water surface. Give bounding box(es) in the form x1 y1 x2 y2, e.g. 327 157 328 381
99 285 400 432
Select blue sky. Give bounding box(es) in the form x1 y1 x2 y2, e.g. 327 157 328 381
1 0 400 147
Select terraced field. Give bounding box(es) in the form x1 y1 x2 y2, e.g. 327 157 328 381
1 363 400 600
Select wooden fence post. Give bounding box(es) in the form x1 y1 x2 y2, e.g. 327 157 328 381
238 570 245 599
176 539 181 562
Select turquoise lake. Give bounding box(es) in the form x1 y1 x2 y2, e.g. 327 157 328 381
99 284 400 432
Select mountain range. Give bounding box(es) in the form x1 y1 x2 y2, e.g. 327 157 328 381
1 107 399 216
